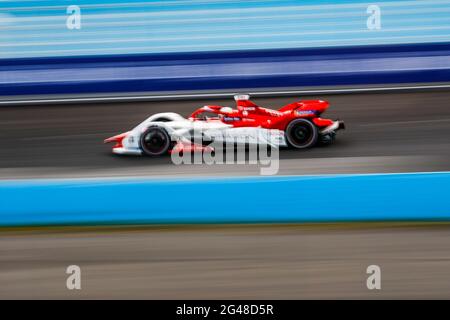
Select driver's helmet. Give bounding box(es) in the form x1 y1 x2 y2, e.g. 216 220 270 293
219 107 233 114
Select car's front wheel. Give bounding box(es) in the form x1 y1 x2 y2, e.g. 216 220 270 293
140 126 171 156
285 119 318 149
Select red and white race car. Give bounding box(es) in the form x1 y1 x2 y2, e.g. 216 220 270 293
104 94 344 156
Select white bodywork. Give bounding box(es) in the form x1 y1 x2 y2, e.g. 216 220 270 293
113 112 288 155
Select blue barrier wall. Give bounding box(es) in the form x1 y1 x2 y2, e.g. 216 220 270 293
2 43 450 96
1 172 449 226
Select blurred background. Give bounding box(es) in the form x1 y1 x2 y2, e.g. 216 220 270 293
1 0 450 98
1 0 450 299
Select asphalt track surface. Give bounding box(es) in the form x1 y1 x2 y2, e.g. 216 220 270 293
1 90 450 178
1 224 450 299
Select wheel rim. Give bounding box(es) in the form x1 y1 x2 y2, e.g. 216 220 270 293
291 124 313 146
143 129 168 154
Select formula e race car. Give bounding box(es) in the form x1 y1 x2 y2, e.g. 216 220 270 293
104 94 344 156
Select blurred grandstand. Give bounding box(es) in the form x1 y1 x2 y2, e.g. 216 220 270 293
1 0 450 101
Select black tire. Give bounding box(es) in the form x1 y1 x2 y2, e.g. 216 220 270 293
140 126 171 156
285 119 318 149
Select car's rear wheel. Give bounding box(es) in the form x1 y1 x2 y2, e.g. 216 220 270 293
285 119 318 149
140 126 171 156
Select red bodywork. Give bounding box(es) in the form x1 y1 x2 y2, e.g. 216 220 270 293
104 131 129 148
189 97 335 130
105 96 343 154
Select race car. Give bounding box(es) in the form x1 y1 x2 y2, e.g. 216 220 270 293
104 94 344 156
